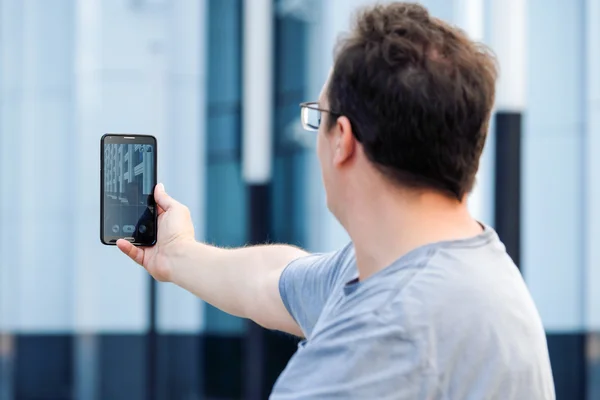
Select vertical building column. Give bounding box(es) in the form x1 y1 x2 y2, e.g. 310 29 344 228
156 0 206 335
0 0 75 398
75 0 152 334
522 0 586 398
119 146 124 192
490 0 526 268
155 2 206 397
585 0 600 376
0 3 19 399
585 0 600 330
75 0 207 397
0 0 75 331
453 0 495 226
242 0 273 398
0 0 19 334
0 0 75 334
72 0 105 398
74 0 207 331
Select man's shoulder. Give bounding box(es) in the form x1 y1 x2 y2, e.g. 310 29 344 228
383 237 540 340
379 231 528 320
300 241 356 276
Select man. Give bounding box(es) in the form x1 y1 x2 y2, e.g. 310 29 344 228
118 2 555 399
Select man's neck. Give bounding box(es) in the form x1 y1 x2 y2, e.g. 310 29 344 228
343 190 483 281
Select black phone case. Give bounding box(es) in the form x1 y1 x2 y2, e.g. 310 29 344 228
100 133 158 246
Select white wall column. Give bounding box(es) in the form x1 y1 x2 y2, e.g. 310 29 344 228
0 0 21 336
243 0 273 187
73 0 205 334
73 0 147 333
585 0 600 331
489 0 526 267
490 0 527 114
0 2 22 398
156 0 206 335
242 0 274 397
453 0 494 226
522 0 585 331
0 0 74 333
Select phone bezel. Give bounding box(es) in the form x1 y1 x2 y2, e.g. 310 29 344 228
100 133 158 246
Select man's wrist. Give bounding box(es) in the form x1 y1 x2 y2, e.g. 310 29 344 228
168 238 225 287
164 237 197 284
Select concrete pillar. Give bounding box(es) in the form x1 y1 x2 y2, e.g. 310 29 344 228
0 0 74 333
73 0 205 335
156 0 206 335
522 0 586 396
453 0 495 226
0 0 75 396
585 0 600 331
242 0 274 397
490 0 527 267
522 0 585 332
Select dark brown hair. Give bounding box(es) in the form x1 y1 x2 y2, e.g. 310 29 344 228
327 2 498 199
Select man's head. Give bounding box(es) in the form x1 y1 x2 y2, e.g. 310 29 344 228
311 2 498 219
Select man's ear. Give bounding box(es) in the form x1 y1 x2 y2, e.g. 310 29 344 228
332 116 356 167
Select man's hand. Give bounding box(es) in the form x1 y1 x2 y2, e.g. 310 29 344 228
117 183 195 282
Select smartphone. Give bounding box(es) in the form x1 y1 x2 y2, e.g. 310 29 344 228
100 134 158 246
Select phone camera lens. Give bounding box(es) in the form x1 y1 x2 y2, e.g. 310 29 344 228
139 225 147 234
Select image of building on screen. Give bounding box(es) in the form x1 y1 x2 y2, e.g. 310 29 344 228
104 143 154 204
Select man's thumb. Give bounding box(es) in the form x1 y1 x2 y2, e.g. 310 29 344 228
154 183 176 211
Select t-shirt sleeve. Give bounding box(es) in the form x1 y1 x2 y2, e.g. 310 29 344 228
279 245 350 338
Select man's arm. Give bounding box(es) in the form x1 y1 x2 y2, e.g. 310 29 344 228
169 241 307 337
117 183 316 338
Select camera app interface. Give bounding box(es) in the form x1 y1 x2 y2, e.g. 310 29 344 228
103 140 156 242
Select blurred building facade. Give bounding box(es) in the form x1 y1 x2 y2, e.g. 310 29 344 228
0 0 599 399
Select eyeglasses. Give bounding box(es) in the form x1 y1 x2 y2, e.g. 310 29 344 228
299 102 340 131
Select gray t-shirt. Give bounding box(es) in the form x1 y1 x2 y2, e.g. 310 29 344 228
271 226 555 399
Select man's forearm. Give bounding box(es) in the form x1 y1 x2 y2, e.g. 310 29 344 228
168 239 307 333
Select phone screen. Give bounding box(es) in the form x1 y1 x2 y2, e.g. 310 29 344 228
100 134 157 246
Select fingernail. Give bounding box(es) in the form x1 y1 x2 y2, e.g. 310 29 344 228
157 183 165 192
